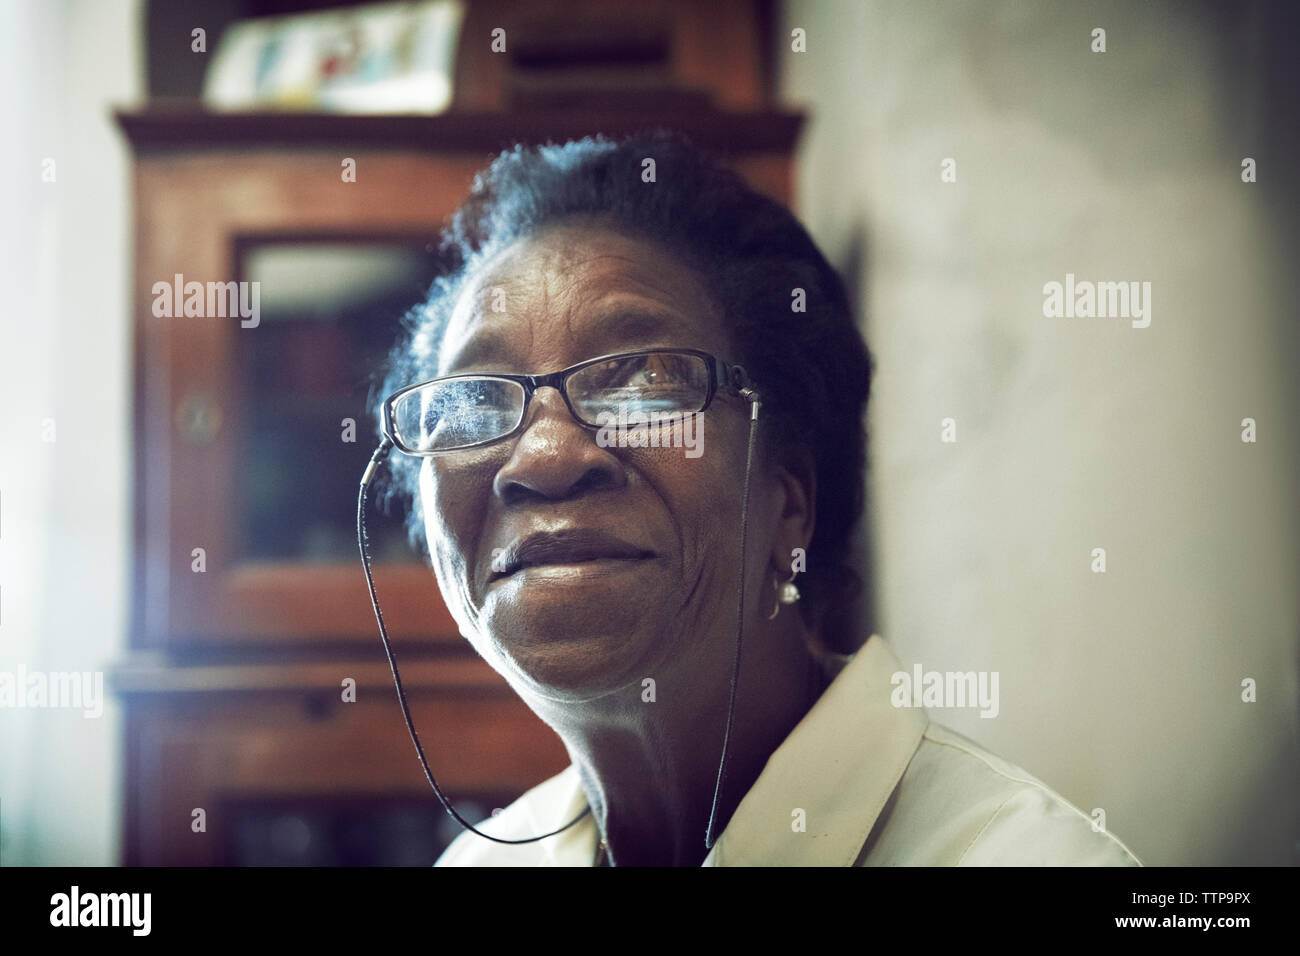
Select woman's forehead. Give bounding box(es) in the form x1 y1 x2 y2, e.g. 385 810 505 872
438 226 727 373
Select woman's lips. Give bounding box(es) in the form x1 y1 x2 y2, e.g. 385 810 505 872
487 529 655 584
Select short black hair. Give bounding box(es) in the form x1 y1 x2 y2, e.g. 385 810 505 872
376 131 872 648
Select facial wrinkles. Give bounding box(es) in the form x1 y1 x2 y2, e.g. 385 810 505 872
421 430 522 635
421 459 481 637
444 233 707 376
442 241 590 376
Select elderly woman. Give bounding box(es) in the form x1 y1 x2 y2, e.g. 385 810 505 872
360 132 1140 867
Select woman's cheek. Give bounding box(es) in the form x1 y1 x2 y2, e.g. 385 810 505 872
420 462 485 637
684 432 751 598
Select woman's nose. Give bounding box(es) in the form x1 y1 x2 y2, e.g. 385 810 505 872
492 387 625 504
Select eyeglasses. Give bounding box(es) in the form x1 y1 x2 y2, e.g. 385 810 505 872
382 348 751 455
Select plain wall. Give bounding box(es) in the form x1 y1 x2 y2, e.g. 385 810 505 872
0 0 142 865
779 0 1298 865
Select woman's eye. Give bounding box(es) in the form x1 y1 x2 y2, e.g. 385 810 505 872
622 359 679 388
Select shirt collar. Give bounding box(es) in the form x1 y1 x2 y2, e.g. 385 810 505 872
702 634 928 866
539 634 927 866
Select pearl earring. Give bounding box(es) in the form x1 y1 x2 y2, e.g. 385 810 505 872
767 570 801 620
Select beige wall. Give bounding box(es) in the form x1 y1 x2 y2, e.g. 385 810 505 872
780 0 1298 865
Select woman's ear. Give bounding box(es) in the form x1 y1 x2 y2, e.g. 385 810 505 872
769 447 816 574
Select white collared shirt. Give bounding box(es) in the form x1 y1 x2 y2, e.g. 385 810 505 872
435 635 1142 866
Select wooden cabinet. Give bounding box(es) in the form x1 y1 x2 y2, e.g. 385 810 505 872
116 3 802 866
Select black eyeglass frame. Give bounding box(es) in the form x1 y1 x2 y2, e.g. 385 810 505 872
382 347 754 456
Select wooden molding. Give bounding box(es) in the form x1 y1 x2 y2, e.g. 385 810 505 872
115 104 804 154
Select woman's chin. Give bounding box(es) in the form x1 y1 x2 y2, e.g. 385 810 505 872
479 590 669 699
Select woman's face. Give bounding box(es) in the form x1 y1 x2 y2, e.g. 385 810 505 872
418 223 770 701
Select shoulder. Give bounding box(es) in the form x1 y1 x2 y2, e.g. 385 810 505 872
864 721 1142 866
435 765 588 867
